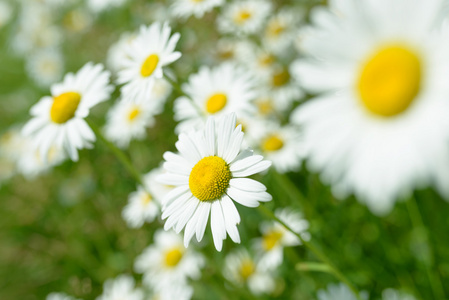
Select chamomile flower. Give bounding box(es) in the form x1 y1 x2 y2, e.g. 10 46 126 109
174 63 256 133
158 113 272 251
96 275 143 300
262 9 301 55
104 99 156 149
317 283 368 300
149 284 193 300
107 32 137 73
117 22 181 102
46 293 82 300
122 170 163 228
171 0 224 19
134 229 204 290
381 288 416 300
217 0 272 36
0 1 12 29
22 62 113 161
291 0 449 214
26 48 64 88
247 120 304 173
224 248 275 295
254 208 310 270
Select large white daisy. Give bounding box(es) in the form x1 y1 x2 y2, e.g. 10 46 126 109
291 0 449 214
117 22 181 102
173 63 256 133
158 113 272 251
22 62 113 161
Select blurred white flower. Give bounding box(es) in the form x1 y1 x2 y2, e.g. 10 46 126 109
96 274 143 300
107 32 138 73
381 288 416 300
26 48 64 88
117 22 181 102
171 0 224 19
317 283 368 300
174 63 256 133
290 0 449 215
0 0 13 28
46 292 82 300
22 62 113 161
87 0 128 14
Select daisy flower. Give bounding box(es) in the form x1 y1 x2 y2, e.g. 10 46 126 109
134 229 204 291
158 113 272 251
26 48 64 88
117 22 181 102
173 63 256 133
254 207 310 271
107 32 137 73
217 0 272 36
247 120 304 173
317 283 368 300
0 0 13 29
104 99 156 149
224 248 275 295
46 293 82 300
122 169 163 228
262 9 302 55
96 275 143 300
381 288 416 300
22 62 113 161
171 0 224 19
150 284 193 300
291 0 449 214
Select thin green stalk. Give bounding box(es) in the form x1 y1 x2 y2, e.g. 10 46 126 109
296 262 333 273
87 119 144 187
406 196 445 299
257 204 362 300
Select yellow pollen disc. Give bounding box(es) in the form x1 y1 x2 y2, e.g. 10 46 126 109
234 10 252 24
262 230 284 251
141 193 152 205
189 156 231 202
257 99 273 115
50 92 82 124
272 69 290 87
358 46 422 117
262 135 284 152
141 54 159 77
206 93 228 114
259 54 275 67
240 260 255 280
267 21 285 37
164 247 183 267
128 107 141 121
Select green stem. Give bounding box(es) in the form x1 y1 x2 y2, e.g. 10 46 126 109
271 171 308 212
87 119 144 187
296 262 333 273
406 196 445 299
257 204 362 300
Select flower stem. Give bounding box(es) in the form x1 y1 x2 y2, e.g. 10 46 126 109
257 204 362 300
87 119 144 187
406 196 445 299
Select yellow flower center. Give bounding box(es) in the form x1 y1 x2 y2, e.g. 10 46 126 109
128 107 141 121
262 135 284 152
259 54 275 67
50 92 82 124
206 93 227 114
234 10 252 24
141 54 159 77
257 99 274 115
141 193 152 206
189 156 231 202
164 247 184 268
267 21 285 37
262 230 284 251
272 69 290 87
239 260 255 280
358 45 422 117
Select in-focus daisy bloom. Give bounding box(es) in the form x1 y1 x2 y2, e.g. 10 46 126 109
171 0 224 19
291 0 449 214
117 22 181 102
217 0 272 36
22 62 113 161
158 113 272 251
96 274 143 300
122 170 163 228
104 99 156 149
254 207 310 270
174 63 256 133
134 229 204 290
224 248 275 295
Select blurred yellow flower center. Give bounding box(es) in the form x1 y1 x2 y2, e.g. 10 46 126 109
206 93 227 114
235 10 252 24
164 247 183 267
262 230 283 251
358 46 422 117
141 54 159 77
128 107 141 121
257 99 274 115
50 92 81 124
272 69 290 87
141 193 152 205
262 135 284 152
189 156 231 202
240 260 255 280
267 21 285 37
259 54 275 67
